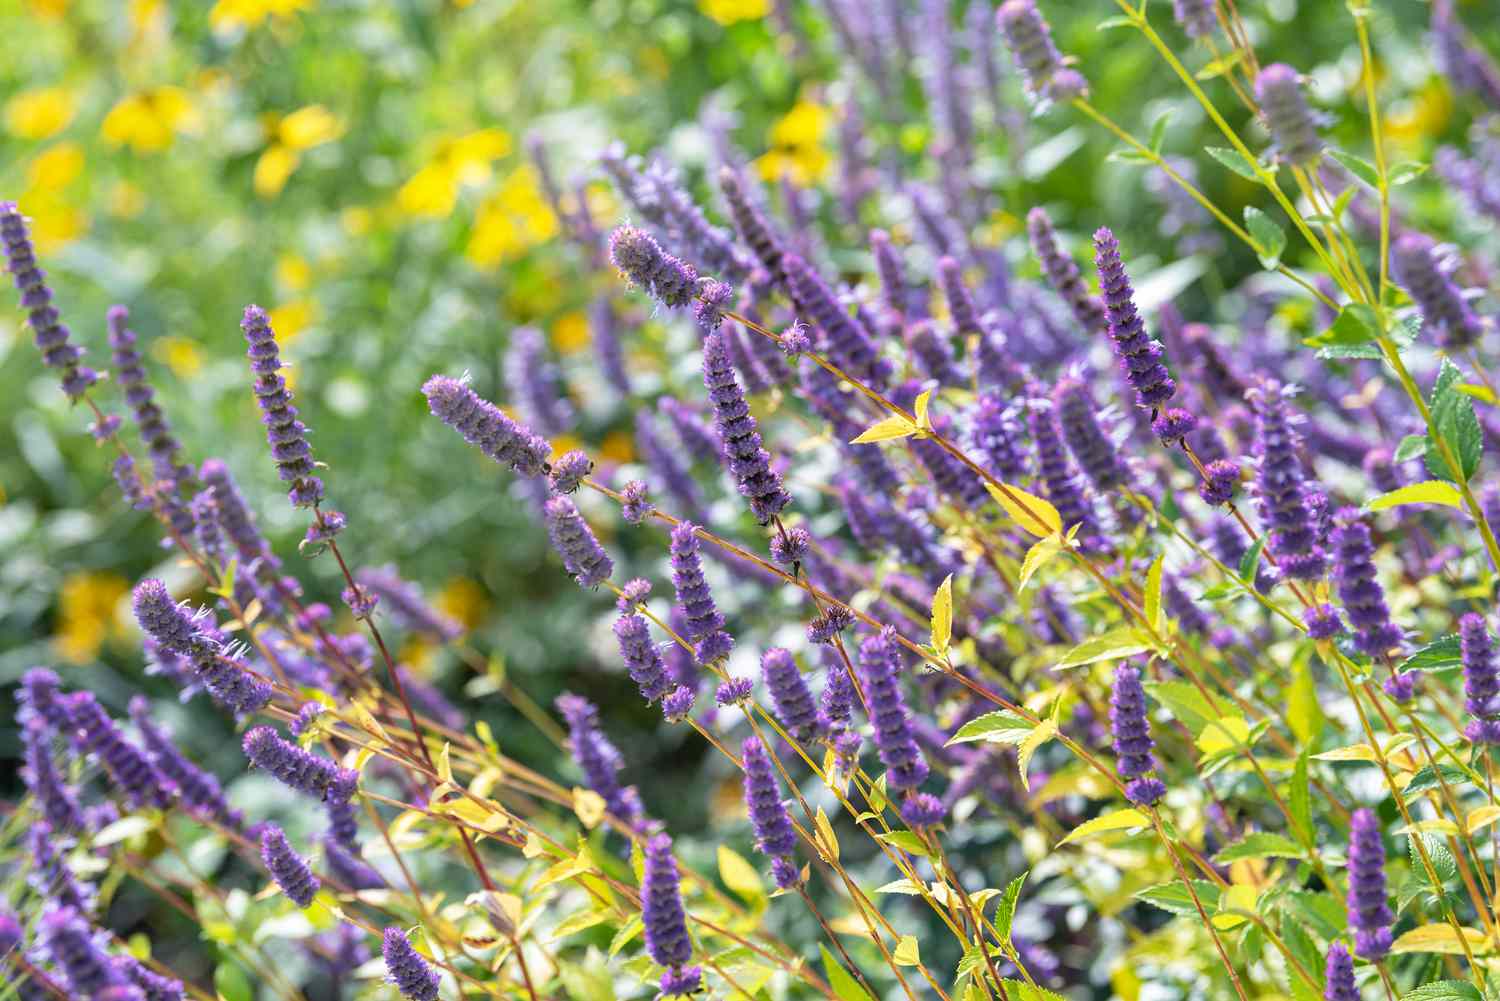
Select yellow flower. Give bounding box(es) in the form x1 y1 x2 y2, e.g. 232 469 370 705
153 336 205 379
277 254 312 292
253 143 300 198
277 104 343 149
435 577 488 629
465 165 558 268
400 638 437 674
550 311 589 355
1387 79 1452 153
755 100 832 185
26 0 69 18
101 87 197 153
108 181 147 219
269 299 316 340
341 206 373 236
599 429 635 465
698 0 769 25
209 0 312 31
21 197 86 252
397 128 512 219
5 87 75 140
28 142 84 191
551 433 583 457
54 572 130 663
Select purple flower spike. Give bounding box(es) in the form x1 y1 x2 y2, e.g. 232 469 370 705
38 907 124 997
113 455 151 511
1 202 99 399
546 450 593 495
261 824 320 908
1198 459 1241 506
1152 407 1197 443
1110 663 1165 806
782 253 891 388
1347 808 1393 960
382 927 440 1001
937 256 982 336
21 717 85 830
716 677 754 706
762 647 825 741
770 526 810 566
241 305 323 508
1329 508 1403 660
129 697 240 827
695 279 733 332
703 330 791 522
807 605 854 645
324 836 385 890
1319 944 1357 1001
996 0 1085 103
1093 228 1176 410
900 792 946 829
609 226 700 309
1173 0 1217 39
1461 613 1500 743
642 833 696 979
662 684 696 722
1392 232 1484 348
505 325 574 438
621 479 653 524
131 578 273 713
1053 376 1136 497
1027 208 1106 335
870 229 913 319
1304 603 1344 640
616 612 671 704
66 692 176 810
779 322 811 356
669 521 734 665
857 627 929 791
109 305 190 485
556 693 644 828
1255 64 1323 166
543 495 613 588
1249 381 1327 581
421 374 551 478
971 393 1030 482
1028 398 1100 547
741 736 799 887
243 726 358 803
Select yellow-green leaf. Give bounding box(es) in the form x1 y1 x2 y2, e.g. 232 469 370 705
437 741 453 784
1054 627 1154 670
1365 480 1466 513
1212 884 1257 930
930 573 953 656
1391 924 1491 956
985 482 1062 537
913 389 933 430
893 935 921 966
1287 661 1323 746
814 806 840 863
1195 716 1251 756
851 414 920 444
1058 808 1150 846
1143 554 1165 633
1018 533 1065 592
1017 719 1057 793
717 845 766 903
1467 805 1500 836
1312 743 1379 763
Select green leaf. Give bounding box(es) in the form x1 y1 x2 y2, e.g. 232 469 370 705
1206 145 1261 182
1237 534 1267 583
1388 161 1429 186
1017 719 1057 792
1289 749 1312 842
1133 880 1222 916
717 845 765 904
821 944 878 1001
1403 763 1471 797
993 872 1028 945
1329 149 1379 188
1148 111 1172 154
1397 634 1463 674
1144 680 1224 735
1143 553 1165 633
608 914 643 956
1213 832 1305 863
1427 359 1483 484
215 963 254 1001
1281 920 1323 1000
1393 434 1429 463
1058 808 1150 845
1306 304 1379 348
1018 532 1066 592
1287 661 1323 745
1366 480 1466 512
1400 981 1483 1001
875 830 929 856
1243 206 1287 269
1196 50 1244 81
1054 627 1154 669
946 709 1034 746
893 935 921 966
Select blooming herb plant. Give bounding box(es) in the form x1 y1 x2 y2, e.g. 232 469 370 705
3 2 1500 1001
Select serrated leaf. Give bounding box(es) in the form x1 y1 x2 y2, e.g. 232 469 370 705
1466 805 1500 836
1017 719 1057 792
1057 808 1150 846
1212 884 1258 929
717 845 765 903
1054 627 1154 670
608 913 643 957
1390 924 1489 956
986 482 1062 537
993 872 1028 944
821 944 878 1001
1366 480 1465 512
930 573 953 656
947 709 1035 746
1394 434 1429 463
1206 145 1261 182
1144 680 1224 735
1237 534 1267 582
1397 634 1463 673
1143 553 1165 633
1134 880 1221 915
1402 763 1471 796
850 414 920 444
1214 832 1304 863
1427 359 1483 484
1306 304 1379 348
1399 982 1483 1001
550 908 609 941
1018 532 1066 592
1243 206 1287 269
1329 149 1379 188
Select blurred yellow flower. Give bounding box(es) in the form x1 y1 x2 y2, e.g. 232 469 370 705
26 0 69 17
21 196 87 252
153 336 206 379
269 299 316 340
550 311 589 355
253 105 343 198
599 429 635 465
5 87 76 140
551 433 583 457
1387 79 1452 152
109 181 147 218
209 0 312 31
397 128 513 219
465 165 558 268
755 100 832 185
698 0 769 25
101 87 197 153
28 142 84 191
400 638 437 674
277 253 312 292
435 577 488 629
253 144 300 198
54 572 130 663
341 205 373 235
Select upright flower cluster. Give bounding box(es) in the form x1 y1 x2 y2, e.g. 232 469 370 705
128 696 240 827
1329 508 1403 662
615 610 672 704
260 824 320 908
1346 808 1393 960
505 325 574 437
609 226 700 309
642 833 700 998
543 495 614 588
781 252 891 388
422 375 551 478
1053 375 1136 501
1460 613 1500 743
970 393 1030 482
1027 398 1099 547
1 202 98 398
1027 208 1106 335
382 927 440 1001
38 907 124 996
108 306 190 484
22 717 85 830
1173 0 1217 38
1092 228 1176 412
702 330 792 522
556 693 645 828
131 578 274 713
718 167 787 285
1392 232 1484 348
1109 663 1165 806
1255 64 1324 165
242 726 358 804
241 305 323 508
669 521 734 665
857 627 929 792
66 692 177 810
996 0 1087 103
1248 381 1326 581
740 736 800 889
761 647 825 740
1322 943 1358 1001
